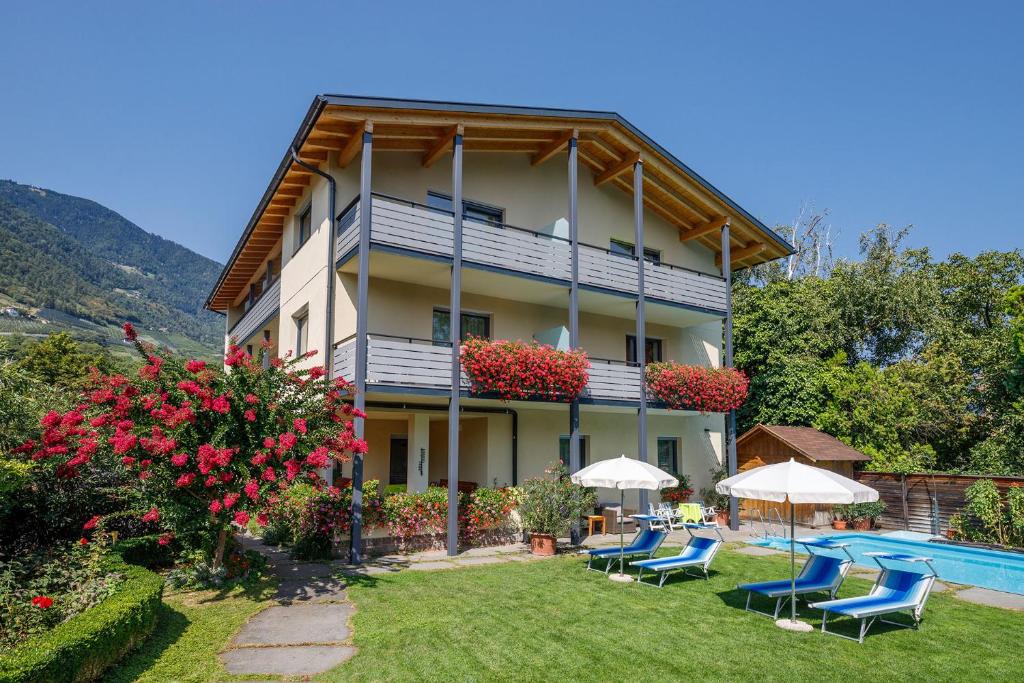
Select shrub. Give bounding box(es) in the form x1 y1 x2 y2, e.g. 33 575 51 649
837 501 886 521
112 535 174 569
461 486 521 540
378 487 449 541
659 474 693 503
952 479 1024 548
699 466 730 510
0 555 162 683
645 362 749 413
11 324 368 569
518 463 595 537
460 337 589 402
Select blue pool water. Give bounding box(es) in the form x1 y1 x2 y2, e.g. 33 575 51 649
750 532 1024 595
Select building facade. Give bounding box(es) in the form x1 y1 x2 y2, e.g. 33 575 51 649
206 96 792 558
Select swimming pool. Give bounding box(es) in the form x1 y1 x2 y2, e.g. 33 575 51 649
750 532 1024 595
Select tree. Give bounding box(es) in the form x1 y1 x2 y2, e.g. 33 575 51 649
15 332 119 389
14 324 368 568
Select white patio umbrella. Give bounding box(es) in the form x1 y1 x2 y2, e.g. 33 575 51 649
716 458 878 631
571 455 677 583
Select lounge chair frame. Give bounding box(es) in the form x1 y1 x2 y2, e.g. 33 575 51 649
585 529 666 574
632 524 724 588
741 539 856 619
812 552 938 644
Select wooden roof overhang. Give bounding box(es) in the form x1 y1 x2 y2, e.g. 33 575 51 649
207 95 793 311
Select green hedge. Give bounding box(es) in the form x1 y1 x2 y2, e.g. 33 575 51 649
0 556 164 683
113 534 174 569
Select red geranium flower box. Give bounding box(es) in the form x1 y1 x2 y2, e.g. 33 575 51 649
645 362 749 413
460 337 589 402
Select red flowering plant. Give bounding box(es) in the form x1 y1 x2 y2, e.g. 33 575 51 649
645 362 749 413
460 337 589 402
13 322 367 570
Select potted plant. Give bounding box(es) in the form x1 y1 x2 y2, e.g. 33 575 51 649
659 474 693 504
841 501 886 531
518 463 596 555
831 505 849 530
699 467 731 526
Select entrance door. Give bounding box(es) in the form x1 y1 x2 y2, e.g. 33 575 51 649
389 436 408 485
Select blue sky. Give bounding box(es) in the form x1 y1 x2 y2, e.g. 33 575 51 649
1 1 1021 264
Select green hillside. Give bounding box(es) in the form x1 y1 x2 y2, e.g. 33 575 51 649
0 180 223 358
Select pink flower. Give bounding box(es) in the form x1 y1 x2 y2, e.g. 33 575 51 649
32 596 54 609
175 473 195 487
223 492 240 509
233 510 250 526
121 456 136 467
185 359 206 373
262 437 276 449
79 537 88 546
245 393 259 404
244 479 260 500
209 500 223 514
122 322 138 341
257 512 269 526
210 394 230 414
158 533 174 546
141 507 160 523
244 409 256 422
170 452 189 467
278 432 297 450
83 515 101 530
293 418 308 434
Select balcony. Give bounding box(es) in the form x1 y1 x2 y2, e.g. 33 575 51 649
333 334 643 404
228 278 280 344
336 194 727 314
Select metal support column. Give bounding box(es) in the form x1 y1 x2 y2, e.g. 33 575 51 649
721 222 739 530
350 127 372 563
567 134 582 543
634 159 649 512
447 131 464 557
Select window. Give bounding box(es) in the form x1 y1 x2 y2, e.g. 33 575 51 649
657 438 679 474
432 308 490 344
389 436 408 485
295 312 309 356
559 435 588 469
427 191 504 224
609 238 660 264
295 205 312 253
626 335 663 364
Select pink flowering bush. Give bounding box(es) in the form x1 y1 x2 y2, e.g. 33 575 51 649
461 337 589 402
13 323 368 569
645 362 749 413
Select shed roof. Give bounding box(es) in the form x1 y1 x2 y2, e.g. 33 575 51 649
737 425 871 462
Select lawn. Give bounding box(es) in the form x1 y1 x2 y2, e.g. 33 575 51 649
107 547 1021 682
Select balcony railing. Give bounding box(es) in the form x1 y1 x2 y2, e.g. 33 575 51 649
335 194 727 313
228 278 280 344
332 335 642 403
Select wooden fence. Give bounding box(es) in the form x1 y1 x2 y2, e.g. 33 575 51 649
854 472 1024 533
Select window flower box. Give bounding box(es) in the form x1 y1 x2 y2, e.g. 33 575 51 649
460 337 589 402
645 362 749 413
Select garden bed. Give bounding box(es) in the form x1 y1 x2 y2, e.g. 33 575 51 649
0 555 164 683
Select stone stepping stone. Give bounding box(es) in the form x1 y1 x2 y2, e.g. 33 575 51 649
408 561 457 571
275 578 348 604
954 587 1024 611
231 604 353 646
221 645 355 676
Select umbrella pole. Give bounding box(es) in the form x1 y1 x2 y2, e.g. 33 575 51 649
619 488 625 577
790 501 796 623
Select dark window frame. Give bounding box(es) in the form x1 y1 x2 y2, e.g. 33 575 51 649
626 335 663 364
294 204 313 255
609 238 661 264
427 191 505 224
559 435 588 469
432 307 491 344
295 312 309 356
656 437 679 474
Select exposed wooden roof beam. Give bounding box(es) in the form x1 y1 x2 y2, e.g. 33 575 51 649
530 129 577 166
594 151 641 186
336 121 372 168
422 124 463 168
680 215 729 241
716 242 766 268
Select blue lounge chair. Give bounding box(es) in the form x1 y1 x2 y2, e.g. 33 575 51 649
738 539 855 619
585 528 666 574
808 552 939 643
629 524 724 587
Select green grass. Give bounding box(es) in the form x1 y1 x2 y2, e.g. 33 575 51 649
103 578 276 683
103 548 1022 683
325 547 1021 683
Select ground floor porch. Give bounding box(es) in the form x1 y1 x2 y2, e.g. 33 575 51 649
336 394 726 509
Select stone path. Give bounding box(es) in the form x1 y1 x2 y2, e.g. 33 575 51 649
219 537 356 678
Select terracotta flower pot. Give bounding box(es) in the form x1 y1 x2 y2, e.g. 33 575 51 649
715 511 731 527
831 520 848 530
851 518 871 531
529 532 557 556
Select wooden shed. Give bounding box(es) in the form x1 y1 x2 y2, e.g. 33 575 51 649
736 425 871 527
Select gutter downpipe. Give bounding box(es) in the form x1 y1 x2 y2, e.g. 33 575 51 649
290 146 337 487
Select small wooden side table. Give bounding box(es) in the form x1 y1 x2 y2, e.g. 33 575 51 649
586 514 606 536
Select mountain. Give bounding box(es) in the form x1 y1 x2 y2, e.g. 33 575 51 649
0 180 223 358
